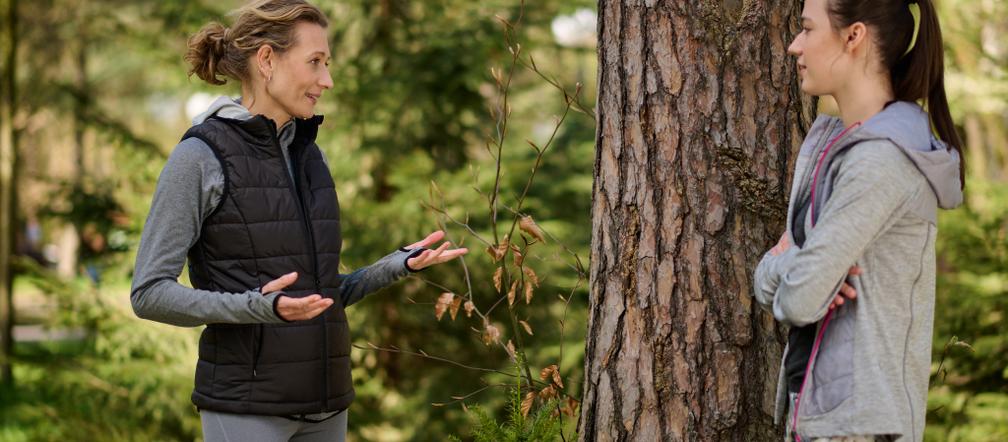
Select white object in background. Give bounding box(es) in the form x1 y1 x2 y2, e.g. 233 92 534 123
552 8 597 48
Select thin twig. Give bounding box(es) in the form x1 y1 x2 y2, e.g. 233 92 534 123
496 200 588 279
431 382 510 407
354 342 517 378
503 103 574 247
423 201 493 247
518 57 595 120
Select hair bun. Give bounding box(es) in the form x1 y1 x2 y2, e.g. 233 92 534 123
185 22 231 86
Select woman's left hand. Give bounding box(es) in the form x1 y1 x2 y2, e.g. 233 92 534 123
405 230 469 271
829 265 862 310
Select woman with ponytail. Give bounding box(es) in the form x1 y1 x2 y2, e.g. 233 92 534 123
130 1 467 440
753 0 962 440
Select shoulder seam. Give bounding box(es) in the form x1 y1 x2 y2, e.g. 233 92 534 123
181 131 231 221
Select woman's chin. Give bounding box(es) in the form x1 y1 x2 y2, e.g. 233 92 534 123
799 82 824 97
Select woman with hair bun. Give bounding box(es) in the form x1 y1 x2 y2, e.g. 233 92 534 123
754 0 963 441
130 1 467 440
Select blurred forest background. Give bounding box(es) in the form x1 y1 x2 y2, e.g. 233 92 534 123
0 0 1004 441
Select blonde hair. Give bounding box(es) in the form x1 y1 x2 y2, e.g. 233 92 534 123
184 0 328 86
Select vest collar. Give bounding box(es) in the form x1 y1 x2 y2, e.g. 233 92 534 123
212 114 325 148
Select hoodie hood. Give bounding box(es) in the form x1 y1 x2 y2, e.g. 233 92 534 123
192 96 254 125
840 101 963 210
192 96 297 149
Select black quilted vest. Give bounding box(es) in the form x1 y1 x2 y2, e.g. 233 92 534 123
183 114 353 415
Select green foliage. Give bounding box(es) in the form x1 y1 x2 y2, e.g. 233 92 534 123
451 361 562 442
926 179 1008 441
456 396 561 442
1 270 200 442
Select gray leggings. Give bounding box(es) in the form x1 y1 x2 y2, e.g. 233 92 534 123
200 410 347 442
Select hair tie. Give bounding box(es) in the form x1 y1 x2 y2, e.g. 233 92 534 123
902 3 921 57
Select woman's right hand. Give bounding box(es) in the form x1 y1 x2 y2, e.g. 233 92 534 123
261 272 334 321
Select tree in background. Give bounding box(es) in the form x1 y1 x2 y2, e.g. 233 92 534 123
581 1 813 439
0 0 18 387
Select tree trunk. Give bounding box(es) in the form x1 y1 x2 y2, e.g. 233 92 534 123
579 1 814 440
0 0 18 386
56 38 88 279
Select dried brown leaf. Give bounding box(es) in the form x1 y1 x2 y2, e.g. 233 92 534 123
524 281 534 304
486 244 506 262
521 392 535 417
493 267 503 292
483 323 501 345
519 320 533 336
505 339 516 360
507 280 519 306
519 215 546 243
511 244 524 266
563 396 580 417
552 369 564 389
434 292 454 321
538 385 556 400
539 365 554 382
523 266 540 288
541 364 561 387
464 301 475 318
449 297 462 320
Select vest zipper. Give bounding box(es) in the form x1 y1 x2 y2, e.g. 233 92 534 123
269 121 329 412
252 324 263 377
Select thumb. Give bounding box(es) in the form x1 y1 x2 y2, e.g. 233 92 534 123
262 272 298 294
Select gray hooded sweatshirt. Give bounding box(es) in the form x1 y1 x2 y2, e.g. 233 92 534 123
131 96 418 327
754 101 962 441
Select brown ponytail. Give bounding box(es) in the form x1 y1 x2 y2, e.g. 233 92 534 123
828 0 965 188
184 0 328 86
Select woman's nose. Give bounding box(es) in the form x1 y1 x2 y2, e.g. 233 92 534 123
787 36 801 57
320 71 334 90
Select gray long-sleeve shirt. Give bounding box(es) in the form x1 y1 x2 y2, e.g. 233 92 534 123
130 96 416 327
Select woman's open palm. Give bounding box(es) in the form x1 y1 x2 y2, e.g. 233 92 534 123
406 230 468 270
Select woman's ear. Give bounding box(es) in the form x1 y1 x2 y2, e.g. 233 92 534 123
256 44 274 81
844 22 868 53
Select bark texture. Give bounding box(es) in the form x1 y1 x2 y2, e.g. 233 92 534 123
579 1 815 440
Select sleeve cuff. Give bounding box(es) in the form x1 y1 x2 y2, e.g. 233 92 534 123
402 247 427 273
269 291 294 323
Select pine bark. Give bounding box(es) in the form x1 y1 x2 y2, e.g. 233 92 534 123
579 1 814 440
